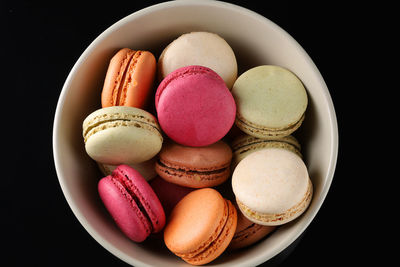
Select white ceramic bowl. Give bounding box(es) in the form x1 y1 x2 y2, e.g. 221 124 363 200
53 1 338 266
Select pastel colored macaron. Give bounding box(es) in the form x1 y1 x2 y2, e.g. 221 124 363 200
98 165 165 242
158 31 237 88
232 148 313 226
101 48 156 108
155 140 232 188
229 202 276 250
231 65 308 138
231 134 302 169
150 176 194 218
164 188 237 265
98 156 158 181
82 106 163 164
155 65 236 147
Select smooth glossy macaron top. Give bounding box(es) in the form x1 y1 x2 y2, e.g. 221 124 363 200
158 31 238 89
82 106 163 164
98 165 165 242
155 65 236 147
232 65 308 138
164 188 237 265
155 140 232 188
232 148 312 226
101 48 156 109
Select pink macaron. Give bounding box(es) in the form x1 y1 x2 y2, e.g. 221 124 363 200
98 165 166 242
155 65 236 147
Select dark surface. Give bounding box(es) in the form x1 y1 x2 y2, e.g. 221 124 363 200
3 0 370 266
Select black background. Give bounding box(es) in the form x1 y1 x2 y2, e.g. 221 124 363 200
3 0 378 266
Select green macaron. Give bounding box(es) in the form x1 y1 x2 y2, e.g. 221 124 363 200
231 65 308 138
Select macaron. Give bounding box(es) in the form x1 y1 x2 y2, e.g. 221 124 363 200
98 165 166 242
232 148 313 226
101 48 156 108
231 134 302 169
231 65 308 138
155 140 232 188
98 156 158 181
150 176 194 218
155 65 236 147
158 31 237 88
229 202 276 250
164 188 237 265
82 106 163 164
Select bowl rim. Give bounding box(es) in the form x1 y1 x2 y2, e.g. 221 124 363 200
53 0 338 266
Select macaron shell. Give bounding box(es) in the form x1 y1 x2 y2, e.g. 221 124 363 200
164 188 227 255
232 148 313 226
232 65 307 137
158 31 237 88
236 113 305 138
101 48 133 107
101 48 156 108
155 140 232 188
155 65 236 147
98 175 151 242
123 51 156 108
183 199 237 265
158 140 232 170
115 165 166 233
83 106 162 164
237 180 312 226
229 203 275 250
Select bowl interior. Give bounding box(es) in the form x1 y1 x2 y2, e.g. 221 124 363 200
53 1 338 266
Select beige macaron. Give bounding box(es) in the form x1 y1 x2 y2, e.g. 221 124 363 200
232 148 313 226
232 65 308 138
82 106 163 165
158 31 238 88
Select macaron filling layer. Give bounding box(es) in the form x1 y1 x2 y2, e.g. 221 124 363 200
111 167 159 232
83 112 162 142
233 137 301 158
156 159 229 180
232 223 266 243
106 175 152 235
236 113 305 137
111 50 142 106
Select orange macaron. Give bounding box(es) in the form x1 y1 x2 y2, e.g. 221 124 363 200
101 48 156 108
164 188 237 265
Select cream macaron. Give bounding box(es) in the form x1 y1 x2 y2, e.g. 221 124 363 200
232 148 313 226
231 65 308 138
158 31 238 88
82 106 163 165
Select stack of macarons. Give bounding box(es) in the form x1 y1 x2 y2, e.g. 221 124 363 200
81 31 313 265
